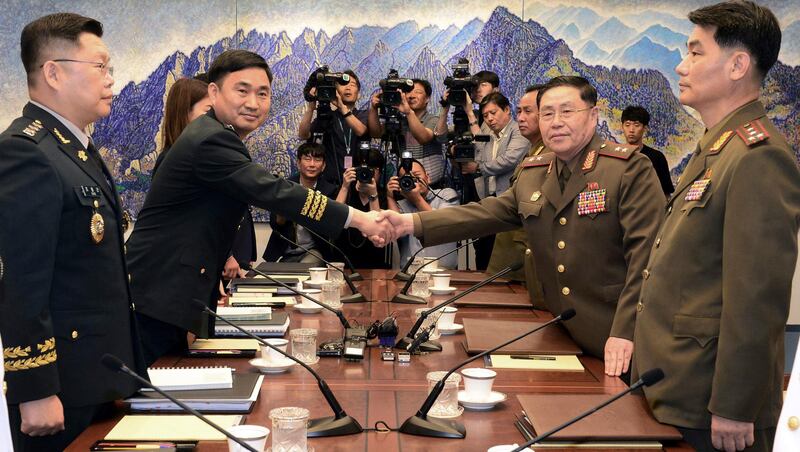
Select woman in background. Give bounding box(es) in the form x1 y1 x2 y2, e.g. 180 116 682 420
153 77 212 175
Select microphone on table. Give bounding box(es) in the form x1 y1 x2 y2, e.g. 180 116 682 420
193 300 364 437
391 239 476 304
394 245 428 281
273 230 367 303
509 368 665 452
395 261 524 352
405 323 435 354
398 309 576 439
100 354 259 451
305 228 363 281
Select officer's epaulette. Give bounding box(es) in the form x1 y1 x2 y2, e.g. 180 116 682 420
597 141 636 160
10 118 47 143
735 119 770 148
520 152 555 168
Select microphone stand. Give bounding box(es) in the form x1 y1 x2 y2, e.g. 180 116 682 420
391 239 475 304
394 245 428 281
273 230 367 303
306 228 363 281
398 309 576 439
395 262 522 352
100 354 258 451
194 301 364 437
510 368 665 451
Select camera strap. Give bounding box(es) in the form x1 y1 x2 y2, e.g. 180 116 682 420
337 114 353 155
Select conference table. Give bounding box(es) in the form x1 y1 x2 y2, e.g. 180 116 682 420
68 270 692 451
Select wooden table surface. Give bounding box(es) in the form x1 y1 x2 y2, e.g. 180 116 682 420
68 272 692 451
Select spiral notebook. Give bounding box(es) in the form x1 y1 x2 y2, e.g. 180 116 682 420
144 366 233 391
214 311 290 337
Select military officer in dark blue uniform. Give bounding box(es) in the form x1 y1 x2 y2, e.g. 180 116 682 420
0 13 144 451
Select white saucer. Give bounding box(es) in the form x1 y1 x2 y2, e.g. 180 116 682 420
430 286 456 295
293 303 323 314
428 405 464 419
303 279 331 288
249 357 296 373
422 267 441 273
437 323 463 335
458 390 507 410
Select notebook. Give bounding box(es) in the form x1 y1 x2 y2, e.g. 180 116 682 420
145 366 233 391
254 261 316 275
187 338 260 357
216 306 272 321
229 295 297 306
128 373 263 413
517 393 682 441
214 311 290 337
462 318 582 355
104 415 243 441
489 354 584 371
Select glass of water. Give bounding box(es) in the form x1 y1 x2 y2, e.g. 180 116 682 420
327 262 345 287
426 371 463 418
410 272 431 298
269 406 310 452
414 307 441 341
320 282 342 309
290 328 319 365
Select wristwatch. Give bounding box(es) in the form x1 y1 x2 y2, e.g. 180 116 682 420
368 194 378 201
342 110 354 118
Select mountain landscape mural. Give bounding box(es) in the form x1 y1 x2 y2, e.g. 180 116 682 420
1 2 796 220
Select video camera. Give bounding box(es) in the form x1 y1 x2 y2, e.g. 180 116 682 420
443 58 477 107
303 66 351 120
378 69 414 107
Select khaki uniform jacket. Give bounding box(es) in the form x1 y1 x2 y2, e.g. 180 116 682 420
487 139 546 307
415 134 663 358
633 100 800 429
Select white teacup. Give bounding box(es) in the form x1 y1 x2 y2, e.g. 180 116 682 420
461 367 496 401
437 307 458 328
422 257 438 272
227 424 269 452
308 267 327 282
432 273 451 289
297 288 321 305
260 338 288 363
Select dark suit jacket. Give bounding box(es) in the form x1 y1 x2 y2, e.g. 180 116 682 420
639 144 674 196
0 103 143 406
262 174 338 262
126 109 349 335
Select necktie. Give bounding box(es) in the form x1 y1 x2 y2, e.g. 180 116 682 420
559 164 572 192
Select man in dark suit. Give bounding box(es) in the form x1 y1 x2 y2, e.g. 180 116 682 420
0 13 144 450
263 141 339 263
633 2 800 451
620 105 674 196
126 50 393 365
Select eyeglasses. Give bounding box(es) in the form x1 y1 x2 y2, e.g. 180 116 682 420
539 107 593 122
41 59 114 76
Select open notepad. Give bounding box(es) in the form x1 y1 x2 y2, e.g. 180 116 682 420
105 414 243 441
145 366 233 391
489 354 584 371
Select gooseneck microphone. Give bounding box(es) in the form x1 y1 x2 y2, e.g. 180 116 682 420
398 309 576 439
100 354 259 451
273 230 367 303
305 228 363 281
193 301 364 437
244 264 352 330
395 261 524 352
509 368 665 452
394 245 428 281
391 239 476 304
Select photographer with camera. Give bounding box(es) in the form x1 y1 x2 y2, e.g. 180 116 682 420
387 159 459 269
335 145 392 268
298 67 369 186
368 78 445 185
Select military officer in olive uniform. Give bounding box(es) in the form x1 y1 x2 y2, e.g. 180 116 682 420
632 3 800 452
384 76 663 377
487 84 547 308
0 14 144 451
127 50 393 365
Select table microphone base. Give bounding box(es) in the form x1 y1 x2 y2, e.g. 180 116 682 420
394 336 442 352
398 414 465 438
391 293 427 304
394 271 412 281
349 272 364 281
341 292 368 303
307 414 363 437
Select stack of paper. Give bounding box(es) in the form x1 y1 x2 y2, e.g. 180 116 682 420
145 366 232 391
127 374 263 413
105 415 244 441
216 306 272 321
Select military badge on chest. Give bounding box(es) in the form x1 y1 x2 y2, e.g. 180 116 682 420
577 182 607 216
685 169 712 202
79 185 105 244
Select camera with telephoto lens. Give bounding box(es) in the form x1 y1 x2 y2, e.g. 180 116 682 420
444 58 477 107
378 69 414 107
355 142 373 183
303 65 351 103
398 152 416 192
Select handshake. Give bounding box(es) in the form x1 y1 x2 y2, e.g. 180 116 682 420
349 209 413 247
